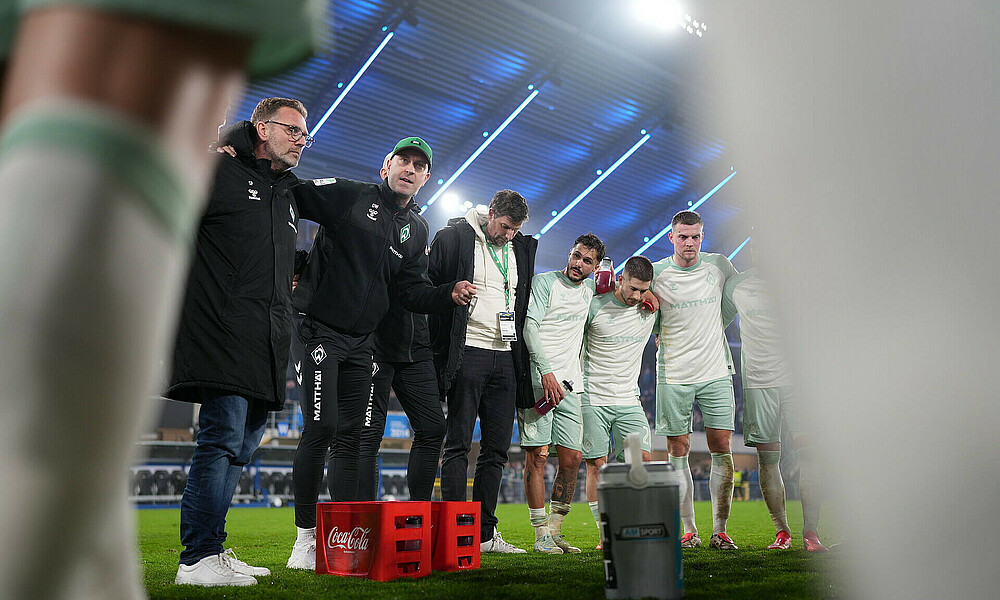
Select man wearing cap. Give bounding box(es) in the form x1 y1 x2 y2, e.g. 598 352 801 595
282 137 476 569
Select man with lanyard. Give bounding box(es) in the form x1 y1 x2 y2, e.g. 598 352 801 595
519 234 604 554
428 190 536 554
580 256 657 548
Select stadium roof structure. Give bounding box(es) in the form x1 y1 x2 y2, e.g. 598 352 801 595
237 0 745 272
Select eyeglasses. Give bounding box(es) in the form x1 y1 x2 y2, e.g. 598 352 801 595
265 120 315 148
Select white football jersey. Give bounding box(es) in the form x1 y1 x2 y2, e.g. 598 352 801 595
650 253 737 384
524 270 594 388
582 292 656 406
723 268 792 388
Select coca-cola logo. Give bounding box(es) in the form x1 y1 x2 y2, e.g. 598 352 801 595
326 526 372 551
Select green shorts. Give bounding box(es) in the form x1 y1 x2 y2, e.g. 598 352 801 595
1 0 323 78
655 377 735 436
581 400 651 461
517 390 583 451
743 386 800 446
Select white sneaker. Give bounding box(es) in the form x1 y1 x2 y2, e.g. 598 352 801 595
480 528 527 554
286 538 316 570
175 553 257 587
223 548 270 576
533 533 564 554
553 534 581 554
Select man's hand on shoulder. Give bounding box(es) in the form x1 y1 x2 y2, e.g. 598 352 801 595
640 290 658 313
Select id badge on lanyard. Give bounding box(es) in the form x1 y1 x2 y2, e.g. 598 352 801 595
498 311 517 342
488 242 517 342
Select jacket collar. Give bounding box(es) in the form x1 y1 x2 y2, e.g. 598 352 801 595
225 120 295 182
379 179 419 214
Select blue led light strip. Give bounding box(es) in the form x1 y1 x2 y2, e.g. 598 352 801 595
310 31 395 139
422 89 540 211
728 236 751 260
538 134 652 235
615 170 738 273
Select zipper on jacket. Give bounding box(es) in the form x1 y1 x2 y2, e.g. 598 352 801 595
407 311 415 362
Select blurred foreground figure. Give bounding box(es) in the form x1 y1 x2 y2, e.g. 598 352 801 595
724 263 826 552
704 1 999 597
0 2 320 598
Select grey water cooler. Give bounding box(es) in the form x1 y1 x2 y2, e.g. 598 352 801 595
598 433 683 599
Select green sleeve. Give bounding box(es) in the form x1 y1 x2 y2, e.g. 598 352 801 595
585 294 604 330
722 271 747 328
524 272 555 375
649 258 670 294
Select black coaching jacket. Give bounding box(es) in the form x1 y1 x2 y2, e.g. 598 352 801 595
290 177 458 335
427 216 537 408
293 224 434 364
292 221 431 362
166 122 300 410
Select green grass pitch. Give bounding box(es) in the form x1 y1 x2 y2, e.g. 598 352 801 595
139 501 840 599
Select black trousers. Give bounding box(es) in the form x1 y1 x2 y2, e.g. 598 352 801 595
292 317 373 528
356 359 446 501
440 346 516 542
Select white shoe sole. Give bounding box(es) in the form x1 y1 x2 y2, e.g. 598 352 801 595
174 576 257 587
286 558 315 570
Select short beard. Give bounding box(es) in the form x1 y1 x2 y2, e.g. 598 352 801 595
564 267 585 283
266 140 296 172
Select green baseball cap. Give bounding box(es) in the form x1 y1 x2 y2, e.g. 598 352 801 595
392 136 433 169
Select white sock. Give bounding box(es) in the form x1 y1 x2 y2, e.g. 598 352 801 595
589 501 600 530
670 455 697 535
529 507 550 538
757 450 790 533
0 102 196 600
296 526 316 543
710 452 735 535
797 446 822 534
548 501 571 537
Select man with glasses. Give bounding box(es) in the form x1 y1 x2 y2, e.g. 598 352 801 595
167 97 312 586
264 119 316 149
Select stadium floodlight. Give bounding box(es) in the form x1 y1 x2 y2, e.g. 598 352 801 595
310 31 395 139
616 170 738 273
422 89 540 212
539 133 651 236
634 0 685 32
441 193 461 214
728 235 751 260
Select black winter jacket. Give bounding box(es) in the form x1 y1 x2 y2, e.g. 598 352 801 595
294 225 433 364
427 216 537 408
374 283 433 364
291 176 458 335
167 122 300 410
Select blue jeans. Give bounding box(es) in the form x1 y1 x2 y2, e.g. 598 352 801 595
179 390 267 565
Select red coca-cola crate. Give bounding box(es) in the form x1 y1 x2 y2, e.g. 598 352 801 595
430 501 480 572
315 501 431 581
